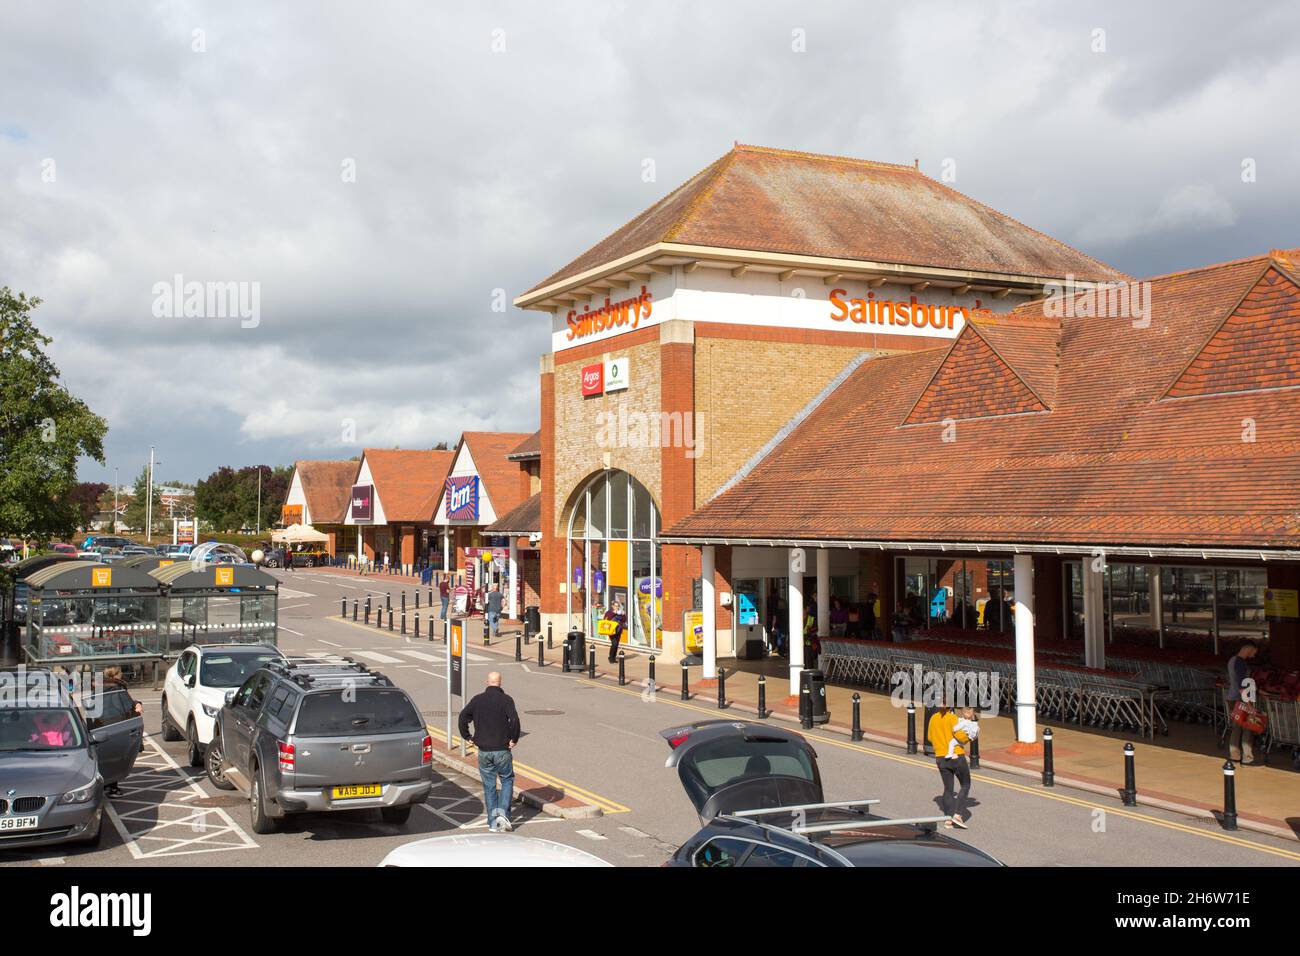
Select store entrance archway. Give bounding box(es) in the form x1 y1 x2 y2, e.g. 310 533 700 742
565 471 662 649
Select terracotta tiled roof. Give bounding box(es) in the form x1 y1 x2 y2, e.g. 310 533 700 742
457 432 534 521
525 144 1127 294
903 322 1051 425
507 430 541 460
665 251 1300 549
486 492 541 534
362 449 454 523
293 460 357 525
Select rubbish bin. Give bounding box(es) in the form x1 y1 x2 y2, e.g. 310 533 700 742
565 630 586 669
800 668 830 726
525 605 540 637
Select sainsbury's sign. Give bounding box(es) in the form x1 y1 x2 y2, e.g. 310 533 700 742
829 290 994 330
567 285 653 342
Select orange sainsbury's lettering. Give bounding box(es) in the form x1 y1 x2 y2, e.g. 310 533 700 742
828 288 979 331
567 285 654 341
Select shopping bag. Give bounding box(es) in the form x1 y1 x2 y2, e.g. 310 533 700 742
1231 701 1268 735
596 618 619 637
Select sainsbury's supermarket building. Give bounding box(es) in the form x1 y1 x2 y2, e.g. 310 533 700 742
516 145 1300 743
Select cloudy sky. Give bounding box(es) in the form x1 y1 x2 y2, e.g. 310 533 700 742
3 1 1298 485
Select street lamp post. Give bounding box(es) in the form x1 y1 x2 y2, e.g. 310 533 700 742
113 467 119 534
256 467 262 535
145 447 160 543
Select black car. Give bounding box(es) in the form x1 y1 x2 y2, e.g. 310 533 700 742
660 720 1003 868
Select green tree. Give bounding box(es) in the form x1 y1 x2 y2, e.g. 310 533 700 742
0 288 108 540
68 481 108 531
122 466 160 534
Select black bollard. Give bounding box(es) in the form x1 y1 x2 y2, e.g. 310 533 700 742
587 645 595 679
1221 760 1238 830
800 687 812 729
681 663 690 701
427 586 433 607
415 590 420 610
364 595 371 623
1121 742 1137 806
538 632 545 666
341 596 346 618
1042 728 1055 787
515 631 522 662
718 667 728 710
415 612 421 641
547 621 553 650
851 693 863 741
401 591 406 614
906 703 917 754
482 616 490 646
648 655 656 693
386 593 391 612
618 651 626 686
757 675 767 719
352 597 357 621
400 611 406 635
387 607 393 632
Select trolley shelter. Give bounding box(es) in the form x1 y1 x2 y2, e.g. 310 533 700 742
21 561 163 663
150 562 279 650
120 554 181 574
2 553 79 647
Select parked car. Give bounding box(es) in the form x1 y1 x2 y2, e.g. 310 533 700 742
156 544 191 558
208 658 434 833
50 543 79 556
161 644 286 770
121 545 157 557
0 670 143 850
83 535 130 551
264 547 327 569
659 720 1003 868
380 834 612 867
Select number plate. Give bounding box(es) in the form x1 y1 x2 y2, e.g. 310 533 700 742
0 816 39 831
330 784 381 800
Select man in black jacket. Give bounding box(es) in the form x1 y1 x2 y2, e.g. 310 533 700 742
458 672 522 831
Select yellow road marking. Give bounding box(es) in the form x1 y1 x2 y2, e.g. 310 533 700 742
425 724 629 815
579 677 1300 862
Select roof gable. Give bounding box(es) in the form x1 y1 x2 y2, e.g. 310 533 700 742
359 449 454 522
1164 264 1300 400
293 460 358 525
902 324 1050 425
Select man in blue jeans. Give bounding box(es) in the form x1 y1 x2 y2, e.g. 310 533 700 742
457 671 521 831
486 583 503 637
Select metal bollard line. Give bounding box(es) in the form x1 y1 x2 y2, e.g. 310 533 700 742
757 675 766 719
851 693 863 741
587 645 595 679
681 663 689 701
718 668 727 710
906 703 917 754
1121 742 1137 806
515 632 522 662
1221 760 1238 830
1042 728 1055 787
618 651 626 686
648 655 656 694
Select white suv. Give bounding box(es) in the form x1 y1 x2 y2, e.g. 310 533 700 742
162 644 285 768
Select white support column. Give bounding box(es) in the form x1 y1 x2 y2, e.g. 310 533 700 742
508 537 518 620
1013 553 1037 744
1082 557 1107 670
1148 565 1163 648
443 530 451 578
701 545 717 680
788 548 805 697
816 548 830 638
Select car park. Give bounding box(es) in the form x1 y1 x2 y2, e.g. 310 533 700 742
659 720 1003 868
208 658 434 833
161 644 287 770
121 545 157 557
50 543 79 556
0 670 143 851
82 535 131 551
156 544 190 558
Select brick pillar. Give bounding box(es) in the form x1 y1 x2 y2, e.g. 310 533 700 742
400 526 415 569
538 354 563 617
1268 564 1300 670
659 323 696 645
326 530 337 558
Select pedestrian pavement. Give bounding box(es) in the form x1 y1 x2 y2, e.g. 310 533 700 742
447 623 1300 841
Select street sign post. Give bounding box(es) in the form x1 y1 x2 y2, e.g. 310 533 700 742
447 618 466 757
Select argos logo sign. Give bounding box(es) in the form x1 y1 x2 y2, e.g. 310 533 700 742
581 363 604 396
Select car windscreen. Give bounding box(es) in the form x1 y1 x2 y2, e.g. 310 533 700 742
679 737 816 810
0 707 85 751
200 652 284 688
293 689 423 737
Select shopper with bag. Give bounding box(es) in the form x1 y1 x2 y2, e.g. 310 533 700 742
1225 640 1261 765
601 599 627 663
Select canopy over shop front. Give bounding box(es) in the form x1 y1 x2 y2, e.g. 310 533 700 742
150 562 279 650
273 523 329 544
21 561 164 663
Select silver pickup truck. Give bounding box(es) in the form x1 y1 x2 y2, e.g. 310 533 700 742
207 658 433 834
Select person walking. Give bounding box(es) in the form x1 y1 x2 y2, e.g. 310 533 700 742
439 573 451 620
1225 640 1260 765
927 702 973 829
457 672 521 831
486 583 503 638
284 544 295 572
603 599 627 664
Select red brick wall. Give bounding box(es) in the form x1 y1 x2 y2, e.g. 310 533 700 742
539 363 562 615
660 338 695 633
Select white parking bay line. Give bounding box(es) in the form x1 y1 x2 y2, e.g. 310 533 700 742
575 829 608 841
278 625 304 637
276 586 316 599
618 826 651 839
318 639 341 647
417 669 447 680
396 650 444 663
353 650 404 664
105 737 257 859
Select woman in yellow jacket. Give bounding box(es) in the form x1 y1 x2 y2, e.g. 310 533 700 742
927 706 974 829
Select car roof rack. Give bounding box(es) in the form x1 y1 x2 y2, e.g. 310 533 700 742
267 657 394 689
723 799 949 839
731 799 880 818
790 815 951 836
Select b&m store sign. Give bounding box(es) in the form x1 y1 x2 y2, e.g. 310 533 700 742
445 476 480 521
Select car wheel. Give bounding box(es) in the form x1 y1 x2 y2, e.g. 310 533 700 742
160 696 183 741
205 730 235 791
185 718 203 768
380 805 412 825
306 558 315 568
249 763 279 834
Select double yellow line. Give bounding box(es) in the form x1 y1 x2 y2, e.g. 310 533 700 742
425 724 629 816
